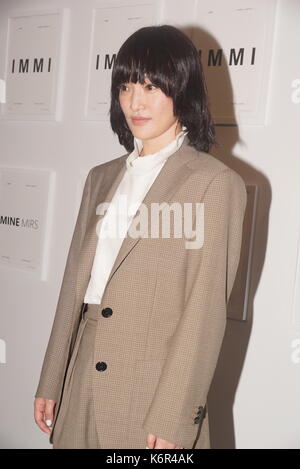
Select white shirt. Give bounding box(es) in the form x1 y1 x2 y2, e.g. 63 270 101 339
83 126 188 304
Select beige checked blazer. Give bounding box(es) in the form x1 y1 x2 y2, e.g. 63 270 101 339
35 135 247 449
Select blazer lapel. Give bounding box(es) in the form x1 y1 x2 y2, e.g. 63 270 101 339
75 135 200 305
105 137 199 285
75 159 126 305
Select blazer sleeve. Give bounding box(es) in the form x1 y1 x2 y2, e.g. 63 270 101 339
34 167 94 402
142 168 247 448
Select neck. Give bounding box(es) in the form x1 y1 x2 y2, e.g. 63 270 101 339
139 122 183 157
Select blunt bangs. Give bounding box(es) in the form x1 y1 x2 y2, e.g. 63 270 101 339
111 27 187 97
110 25 216 153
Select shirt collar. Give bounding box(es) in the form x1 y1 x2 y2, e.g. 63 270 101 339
125 126 188 175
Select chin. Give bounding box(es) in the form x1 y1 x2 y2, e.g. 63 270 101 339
131 131 152 140
132 127 158 137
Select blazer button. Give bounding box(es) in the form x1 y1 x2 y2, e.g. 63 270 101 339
194 416 200 424
197 406 204 415
96 361 107 371
102 307 113 318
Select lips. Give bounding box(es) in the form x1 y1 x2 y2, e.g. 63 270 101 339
131 117 151 126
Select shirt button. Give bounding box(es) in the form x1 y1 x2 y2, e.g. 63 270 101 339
102 307 113 318
96 361 107 371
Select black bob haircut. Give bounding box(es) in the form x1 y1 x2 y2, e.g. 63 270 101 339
109 24 216 154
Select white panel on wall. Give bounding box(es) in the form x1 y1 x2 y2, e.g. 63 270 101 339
227 185 259 321
0 167 55 280
84 2 158 121
1 8 69 121
192 0 278 125
160 0 197 33
292 229 300 327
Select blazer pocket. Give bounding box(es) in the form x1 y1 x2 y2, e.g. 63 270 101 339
129 358 166 419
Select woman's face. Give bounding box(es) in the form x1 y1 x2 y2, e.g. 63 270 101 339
118 75 180 148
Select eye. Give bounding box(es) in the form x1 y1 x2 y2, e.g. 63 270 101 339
119 83 129 92
145 83 157 91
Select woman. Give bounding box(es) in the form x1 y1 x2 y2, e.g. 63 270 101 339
34 25 247 449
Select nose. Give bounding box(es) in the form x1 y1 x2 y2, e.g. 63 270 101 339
130 86 145 112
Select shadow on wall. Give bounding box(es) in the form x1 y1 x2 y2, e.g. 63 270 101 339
182 25 271 449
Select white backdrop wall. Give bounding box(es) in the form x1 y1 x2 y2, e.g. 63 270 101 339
0 0 299 449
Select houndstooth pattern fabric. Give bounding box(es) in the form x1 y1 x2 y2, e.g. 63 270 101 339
35 135 247 448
